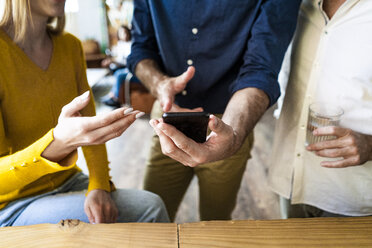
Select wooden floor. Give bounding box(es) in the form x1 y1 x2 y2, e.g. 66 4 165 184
77 79 280 223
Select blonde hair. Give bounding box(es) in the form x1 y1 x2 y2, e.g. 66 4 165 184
0 0 65 44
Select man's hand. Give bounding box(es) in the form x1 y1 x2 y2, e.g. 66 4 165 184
134 59 195 113
306 126 372 168
155 66 195 112
84 189 118 224
150 115 238 167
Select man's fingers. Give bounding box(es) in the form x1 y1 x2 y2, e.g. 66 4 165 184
307 137 348 151
168 103 203 113
314 147 353 158
320 156 359 168
156 122 202 166
191 107 204 112
161 97 173 113
314 126 350 137
60 91 91 118
150 120 196 166
174 66 195 91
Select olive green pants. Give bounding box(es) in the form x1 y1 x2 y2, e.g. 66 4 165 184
143 101 254 221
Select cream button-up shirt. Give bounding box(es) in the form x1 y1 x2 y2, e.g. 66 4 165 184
269 0 372 216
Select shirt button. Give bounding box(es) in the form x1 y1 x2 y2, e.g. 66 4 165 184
21 162 27 167
324 30 328 34
187 59 193 66
297 153 301 157
182 90 187 96
300 125 305 130
9 166 15 171
33 158 39 163
192 28 198 35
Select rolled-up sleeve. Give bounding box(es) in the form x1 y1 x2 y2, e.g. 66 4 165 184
230 0 301 107
127 0 163 74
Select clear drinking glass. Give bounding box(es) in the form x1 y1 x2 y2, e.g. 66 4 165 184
305 102 344 146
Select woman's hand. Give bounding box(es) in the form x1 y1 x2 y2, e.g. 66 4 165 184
84 189 118 223
42 91 144 164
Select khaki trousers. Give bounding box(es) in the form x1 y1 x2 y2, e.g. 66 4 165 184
143 101 254 221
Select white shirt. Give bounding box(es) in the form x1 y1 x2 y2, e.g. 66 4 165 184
269 0 372 216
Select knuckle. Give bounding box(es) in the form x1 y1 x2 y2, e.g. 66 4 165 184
100 117 111 127
61 105 68 114
84 135 95 144
350 147 358 155
78 123 88 133
178 142 190 151
329 126 337 133
194 156 206 164
189 161 199 167
349 136 357 145
328 150 338 157
345 136 354 146
163 146 175 155
352 156 361 165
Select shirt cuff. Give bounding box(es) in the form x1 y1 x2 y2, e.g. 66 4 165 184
231 73 281 107
127 51 163 75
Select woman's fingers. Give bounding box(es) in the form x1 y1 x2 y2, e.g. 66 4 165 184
60 91 91 118
80 111 143 145
80 107 134 132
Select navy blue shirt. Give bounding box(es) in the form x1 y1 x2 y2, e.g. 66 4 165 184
127 0 301 113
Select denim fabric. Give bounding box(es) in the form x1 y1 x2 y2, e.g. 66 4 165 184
112 68 141 98
0 173 169 226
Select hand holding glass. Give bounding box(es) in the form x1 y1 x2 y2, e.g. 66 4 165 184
305 102 344 146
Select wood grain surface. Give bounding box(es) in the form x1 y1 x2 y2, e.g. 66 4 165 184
1 217 372 247
0 220 177 248
179 217 372 248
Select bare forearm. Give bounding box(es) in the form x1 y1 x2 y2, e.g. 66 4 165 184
41 137 76 166
134 59 166 97
222 87 269 149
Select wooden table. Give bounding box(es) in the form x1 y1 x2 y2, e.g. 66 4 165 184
1 217 371 247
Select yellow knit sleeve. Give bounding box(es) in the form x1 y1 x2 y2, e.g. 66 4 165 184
72 36 112 193
0 129 77 195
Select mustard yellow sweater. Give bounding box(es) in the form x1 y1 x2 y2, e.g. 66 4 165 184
0 29 111 209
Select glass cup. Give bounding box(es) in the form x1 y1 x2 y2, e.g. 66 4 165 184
305 102 344 146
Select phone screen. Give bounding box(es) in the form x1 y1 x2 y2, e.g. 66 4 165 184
162 112 210 143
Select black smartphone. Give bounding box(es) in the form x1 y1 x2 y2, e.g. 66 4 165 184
162 112 210 143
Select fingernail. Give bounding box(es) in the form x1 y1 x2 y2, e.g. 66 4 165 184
210 115 217 126
124 108 133 115
135 112 145 119
81 91 90 99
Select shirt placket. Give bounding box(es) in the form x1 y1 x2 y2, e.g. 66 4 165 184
291 4 331 202
183 1 204 97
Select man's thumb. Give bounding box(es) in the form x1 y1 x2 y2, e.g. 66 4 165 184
174 66 195 91
60 91 91 118
208 115 228 134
